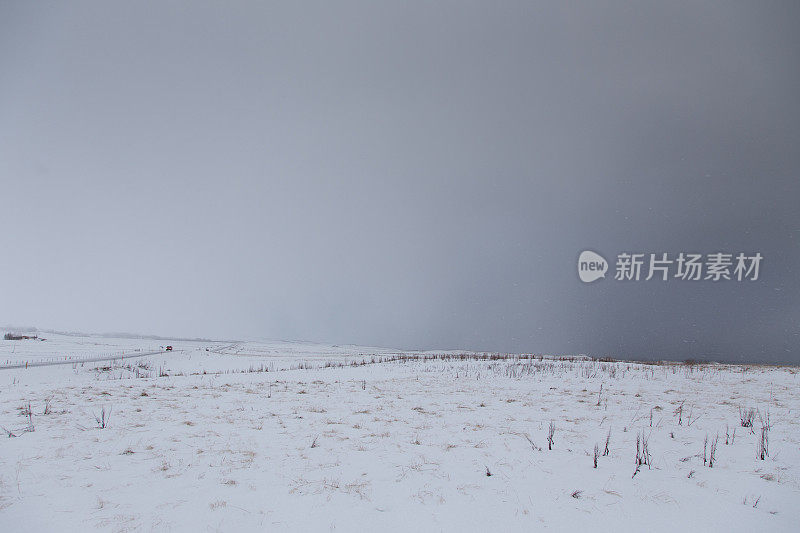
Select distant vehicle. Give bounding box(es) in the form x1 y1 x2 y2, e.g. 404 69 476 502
165 346 173 351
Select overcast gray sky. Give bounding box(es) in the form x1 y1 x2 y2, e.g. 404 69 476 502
1 2 798 362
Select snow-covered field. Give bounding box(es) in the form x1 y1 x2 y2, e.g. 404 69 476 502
1 333 799 532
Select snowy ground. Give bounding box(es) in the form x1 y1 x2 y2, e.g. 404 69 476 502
1 333 799 531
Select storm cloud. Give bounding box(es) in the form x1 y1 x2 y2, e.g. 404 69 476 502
1 2 798 362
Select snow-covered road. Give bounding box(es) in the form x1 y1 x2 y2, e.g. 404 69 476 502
0 349 167 370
